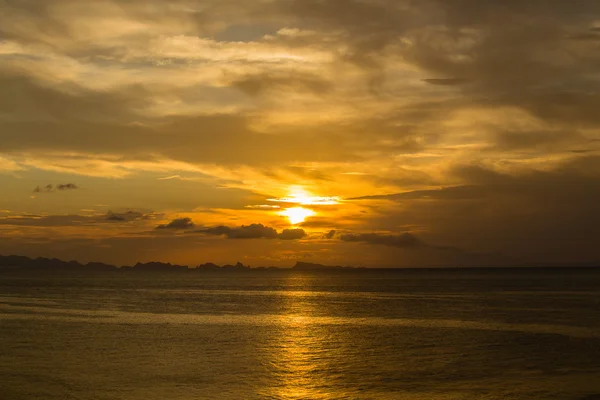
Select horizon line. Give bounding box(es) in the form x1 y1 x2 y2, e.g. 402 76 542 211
1 254 599 271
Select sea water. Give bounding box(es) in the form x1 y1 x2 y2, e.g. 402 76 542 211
1 268 599 399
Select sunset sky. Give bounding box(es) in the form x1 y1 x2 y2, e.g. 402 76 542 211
1 0 600 267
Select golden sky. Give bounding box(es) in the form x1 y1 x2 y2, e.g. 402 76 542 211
1 0 600 267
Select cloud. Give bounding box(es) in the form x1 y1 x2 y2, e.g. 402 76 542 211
33 185 51 193
106 214 126 222
32 183 78 193
278 228 306 240
352 157 600 263
202 223 278 239
339 232 421 248
57 183 78 190
0 211 154 228
197 224 306 240
0 74 380 167
106 211 145 222
156 217 195 230
324 229 336 239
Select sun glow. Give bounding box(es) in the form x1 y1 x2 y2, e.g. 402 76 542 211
280 207 315 225
272 187 337 224
269 186 339 205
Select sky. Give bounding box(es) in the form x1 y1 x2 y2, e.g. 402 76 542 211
1 0 600 267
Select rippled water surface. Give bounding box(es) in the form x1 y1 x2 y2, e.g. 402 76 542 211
1 268 600 399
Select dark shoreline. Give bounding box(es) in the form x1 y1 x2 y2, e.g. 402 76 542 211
1 254 599 274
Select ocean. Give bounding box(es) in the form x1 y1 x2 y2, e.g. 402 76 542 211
1 268 599 399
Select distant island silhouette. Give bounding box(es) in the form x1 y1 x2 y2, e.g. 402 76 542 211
1 254 599 273
0 254 361 272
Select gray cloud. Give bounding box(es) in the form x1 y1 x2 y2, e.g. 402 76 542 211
32 183 77 193
33 184 52 193
106 211 145 222
156 217 195 230
57 183 78 190
106 214 126 222
197 224 307 240
278 228 306 240
202 224 277 239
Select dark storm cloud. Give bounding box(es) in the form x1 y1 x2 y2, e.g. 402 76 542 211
339 232 421 248
156 217 195 230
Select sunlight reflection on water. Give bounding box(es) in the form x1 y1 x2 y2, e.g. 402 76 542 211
1 271 600 399
262 274 330 399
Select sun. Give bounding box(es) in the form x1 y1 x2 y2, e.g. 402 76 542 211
269 186 339 206
279 207 315 225
271 186 338 224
